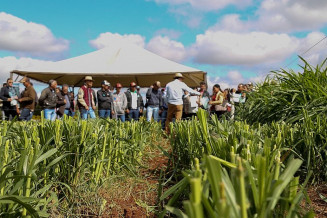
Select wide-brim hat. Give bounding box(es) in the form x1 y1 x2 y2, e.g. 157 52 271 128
174 73 184 79
84 76 94 81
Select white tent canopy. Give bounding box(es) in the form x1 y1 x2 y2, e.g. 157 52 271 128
11 44 206 87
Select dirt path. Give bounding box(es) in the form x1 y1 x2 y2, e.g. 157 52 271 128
99 138 170 217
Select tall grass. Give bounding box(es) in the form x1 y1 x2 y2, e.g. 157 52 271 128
0 117 161 217
238 57 327 124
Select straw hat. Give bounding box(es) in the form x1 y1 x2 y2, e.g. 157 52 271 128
84 76 94 81
174 73 184 79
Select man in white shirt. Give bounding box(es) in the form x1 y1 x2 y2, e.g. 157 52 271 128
165 73 200 133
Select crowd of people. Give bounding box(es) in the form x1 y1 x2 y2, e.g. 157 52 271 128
0 73 252 131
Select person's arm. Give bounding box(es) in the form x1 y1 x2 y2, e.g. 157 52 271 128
182 83 200 96
38 89 48 105
97 90 107 102
0 88 9 101
159 92 163 109
210 93 224 105
123 93 127 109
19 88 33 102
146 88 152 99
139 94 144 110
77 88 88 108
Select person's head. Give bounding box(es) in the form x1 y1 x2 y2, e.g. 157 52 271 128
116 83 122 93
101 80 110 91
213 84 221 93
174 73 184 81
48 80 57 90
20 77 31 88
237 83 243 91
153 81 161 90
130 82 137 92
3 83 7 87
161 88 165 93
231 88 236 93
55 87 61 93
84 76 94 88
6 78 13 87
199 82 207 91
69 92 74 98
62 84 69 94
136 86 140 92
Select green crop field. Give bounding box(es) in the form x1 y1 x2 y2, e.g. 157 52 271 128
1 59 327 217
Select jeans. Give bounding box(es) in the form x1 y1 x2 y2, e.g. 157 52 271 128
128 109 139 121
147 106 159 122
44 108 56 121
4 108 18 121
19 108 33 121
117 114 125 122
160 109 167 129
98 109 111 119
64 109 75 117
80 108 96 120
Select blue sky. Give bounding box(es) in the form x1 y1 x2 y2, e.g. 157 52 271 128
1 0 327 92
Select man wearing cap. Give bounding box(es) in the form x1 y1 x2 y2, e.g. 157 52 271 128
17 77 36 121
39 79 59 121
125 82 144 121
0 78 19 120
165 73 200 133
97 80 112 119
77 76 97 120
112 83 127 122
146 81 162 122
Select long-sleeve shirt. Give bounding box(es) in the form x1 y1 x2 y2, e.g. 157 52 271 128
146 88 162 108
165 79 200 105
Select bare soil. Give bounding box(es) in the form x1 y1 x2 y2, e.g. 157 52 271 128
99 139 170 217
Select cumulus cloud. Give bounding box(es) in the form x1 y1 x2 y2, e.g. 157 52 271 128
0 12 69 59
146 35 187 62
89 32 145 49
153 0 252 11
90 32 187 63
213 0 327 33
0 56 54 83
154 28 182 39
191 30 299 66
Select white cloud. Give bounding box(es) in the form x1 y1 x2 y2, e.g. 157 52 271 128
146 35 187 62
0 12 69 58
0 56 54 83
89 32 145 49
154 0 252 11
213 0 327 33
191 30 299 66
154 28 182 39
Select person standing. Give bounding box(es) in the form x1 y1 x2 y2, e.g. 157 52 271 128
77 76 97 120
55 87 66 118
146 81 162 122
209 84 225 118
183 88 199 120
160 88 168 129
0 78 19 120
125 82 143 121
97 80 112 119
197 82 210 110
39 80 58 121
165 73 200 133
112 83 127 122
61 84 73 117
69 91 76 117
17 77 36 121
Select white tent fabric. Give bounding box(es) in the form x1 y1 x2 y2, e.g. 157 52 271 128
11 44 206 87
